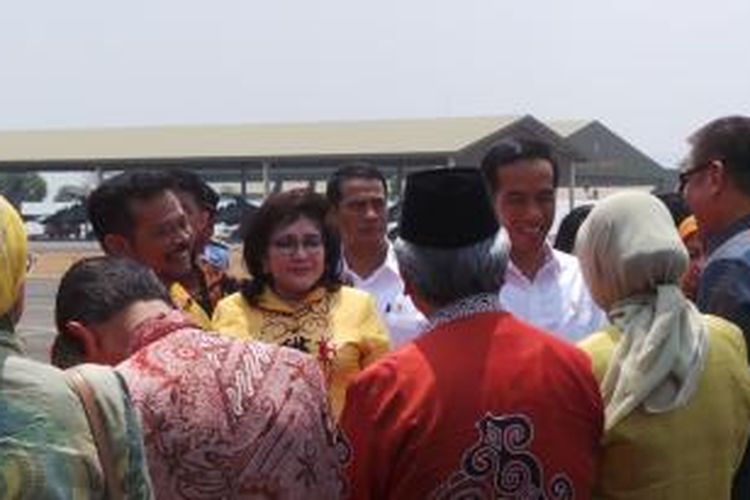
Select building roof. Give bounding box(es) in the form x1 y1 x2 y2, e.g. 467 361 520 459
546 119 593 138
0 115 526 163
547 119 671 186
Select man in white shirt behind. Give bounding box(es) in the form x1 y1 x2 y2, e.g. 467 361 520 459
327 163 426 347
480 139 606 342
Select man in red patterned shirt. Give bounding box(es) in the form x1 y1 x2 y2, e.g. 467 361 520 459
340 168 603 499
52 256 347 500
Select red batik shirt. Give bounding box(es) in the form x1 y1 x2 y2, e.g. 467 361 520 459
340 294 603 500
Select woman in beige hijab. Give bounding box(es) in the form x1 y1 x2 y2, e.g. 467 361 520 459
576 191 750 500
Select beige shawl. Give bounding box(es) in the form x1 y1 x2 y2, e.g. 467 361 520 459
576 191 707 431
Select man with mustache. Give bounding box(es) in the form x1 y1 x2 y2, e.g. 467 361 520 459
327 163 425 348
87 171 211 327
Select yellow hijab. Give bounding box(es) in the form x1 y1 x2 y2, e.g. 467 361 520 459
0 196 27 319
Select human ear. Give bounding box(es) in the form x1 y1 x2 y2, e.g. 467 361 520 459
64 320 102 363
102 234 133 257
708 160 727 196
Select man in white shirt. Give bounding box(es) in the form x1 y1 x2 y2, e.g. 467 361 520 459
481 139 606 342
327 163 426 347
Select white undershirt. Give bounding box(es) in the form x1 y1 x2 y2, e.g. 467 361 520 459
342 243 427 348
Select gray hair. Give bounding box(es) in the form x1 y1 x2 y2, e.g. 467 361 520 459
394 229 510 308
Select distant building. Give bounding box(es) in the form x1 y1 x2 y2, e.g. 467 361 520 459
21 201 75 238
547 119 676 191
0 115 672 198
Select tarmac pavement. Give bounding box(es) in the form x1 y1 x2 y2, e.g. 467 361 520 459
17 278 59 363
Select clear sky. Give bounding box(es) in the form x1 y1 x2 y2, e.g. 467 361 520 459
3 0 750 175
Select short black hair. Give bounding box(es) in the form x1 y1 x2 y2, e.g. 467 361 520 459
553 204 594 254
87 171 174 243
241 189 342 304
480 138 559 194
326 162 388 206
689 115 750 196
52 256 171 368
169 169 220 212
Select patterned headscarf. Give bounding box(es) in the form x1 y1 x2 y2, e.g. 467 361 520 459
576 191 707 430
0 196 27 319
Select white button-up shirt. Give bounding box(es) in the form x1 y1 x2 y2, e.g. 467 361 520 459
500 245 606 342
342 244 427 348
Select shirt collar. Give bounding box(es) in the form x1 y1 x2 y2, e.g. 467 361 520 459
428 293 502 330
706 212 750 255
255 285 328 314
341 241 399 283
506 242 561 281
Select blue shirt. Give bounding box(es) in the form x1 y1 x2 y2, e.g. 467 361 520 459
698 212 750 500
698 212 750 360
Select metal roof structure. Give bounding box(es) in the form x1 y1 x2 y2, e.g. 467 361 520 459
0 115 536 166
0 114 671 191
545 119 591 138
547 119 674 189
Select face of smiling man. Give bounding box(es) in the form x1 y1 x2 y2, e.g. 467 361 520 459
492 158 556 275
118 190 195 283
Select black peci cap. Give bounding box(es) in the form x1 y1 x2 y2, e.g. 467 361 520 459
399 167 500 248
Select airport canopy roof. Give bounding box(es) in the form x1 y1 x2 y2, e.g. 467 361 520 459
0 115 533 164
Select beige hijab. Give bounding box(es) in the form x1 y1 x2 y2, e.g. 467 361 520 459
576 191 707 431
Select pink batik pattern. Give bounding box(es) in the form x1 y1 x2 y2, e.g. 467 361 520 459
117 311 346 500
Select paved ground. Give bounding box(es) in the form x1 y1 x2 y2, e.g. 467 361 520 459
17 278 59 362
15 241 98 362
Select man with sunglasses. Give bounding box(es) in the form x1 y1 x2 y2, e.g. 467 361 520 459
682 116 750 351
682 115 750 500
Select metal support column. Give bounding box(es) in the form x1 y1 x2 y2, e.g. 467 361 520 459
568 162 577 212
94 166 104 186
262 161 271 197
395 163 405 200
240 166 248 198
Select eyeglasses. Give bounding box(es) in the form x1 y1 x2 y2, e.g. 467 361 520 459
271 235 324 256
678 162 711 194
